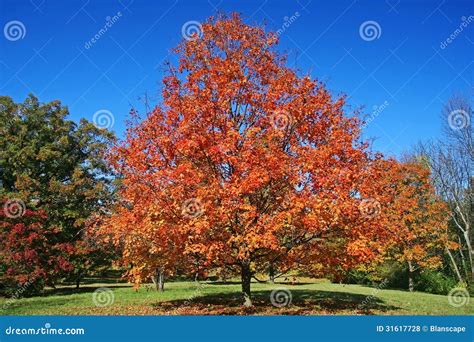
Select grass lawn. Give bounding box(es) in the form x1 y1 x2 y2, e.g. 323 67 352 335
1 278 472 315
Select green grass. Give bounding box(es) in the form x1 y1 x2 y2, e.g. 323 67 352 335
1 279 472 315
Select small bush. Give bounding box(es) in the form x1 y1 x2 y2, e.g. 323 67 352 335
415 270 457 295
341 262 408 288
341 270 372 285
377 262 408 289
467 283 474 295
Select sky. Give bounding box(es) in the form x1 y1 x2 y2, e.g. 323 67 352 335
1 0 473 158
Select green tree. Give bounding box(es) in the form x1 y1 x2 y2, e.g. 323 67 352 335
0 95 116 292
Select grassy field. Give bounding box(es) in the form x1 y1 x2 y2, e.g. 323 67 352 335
1 277 472 315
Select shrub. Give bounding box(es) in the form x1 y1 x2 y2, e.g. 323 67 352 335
415 269 457 295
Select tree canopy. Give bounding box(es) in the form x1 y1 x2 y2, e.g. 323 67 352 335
99 14 450 305
0 95 116 293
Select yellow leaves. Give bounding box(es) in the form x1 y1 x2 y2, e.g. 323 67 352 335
239 203 255 212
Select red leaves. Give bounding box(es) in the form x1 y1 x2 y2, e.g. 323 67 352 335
0 207 74 285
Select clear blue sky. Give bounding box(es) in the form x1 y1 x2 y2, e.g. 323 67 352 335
1 0 473 157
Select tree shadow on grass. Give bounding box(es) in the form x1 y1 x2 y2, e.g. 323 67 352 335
3 297 77 313
209 281 316 286
152 288 400 315
207 281 242 285
62 278 127 286
41 284 130 297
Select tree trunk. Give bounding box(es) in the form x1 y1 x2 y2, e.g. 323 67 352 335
269 263 275 284
457 235 470 281
151 267 165 292
407 261 415 292
446 246 465 283
241 263 252 307
463 230 474 283
75 271 82 289
158 268 165 291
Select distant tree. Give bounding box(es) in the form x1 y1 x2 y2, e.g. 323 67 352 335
361 159 450 291
417 94 473 283
0 95 116 291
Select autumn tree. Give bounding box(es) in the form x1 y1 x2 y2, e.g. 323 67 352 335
360 158 450 291
0 208 74 296
105 14 385 306
0 95 116 290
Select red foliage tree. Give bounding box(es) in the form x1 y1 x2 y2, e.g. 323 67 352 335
0 206 74 296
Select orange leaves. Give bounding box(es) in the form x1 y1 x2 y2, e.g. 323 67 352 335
100 13 440 285
359 158 450 270
446 240 460 250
